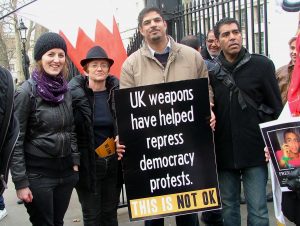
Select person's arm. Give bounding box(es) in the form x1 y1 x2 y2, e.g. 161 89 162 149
70 122 80 171
278 143 291 168
117 58 136 159
68 80 83 171
196 53 216 130
287 168 300 192
68 91 80 170
10 83 33 202
115 136 125 160
275 66 285 91
262 59 283 119
120 57 135 89
196 52 214 103
264 147 270 162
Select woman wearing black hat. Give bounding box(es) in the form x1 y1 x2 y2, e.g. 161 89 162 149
10 32 80 226
69 46 119 226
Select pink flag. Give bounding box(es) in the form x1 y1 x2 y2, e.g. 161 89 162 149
288 34 300 115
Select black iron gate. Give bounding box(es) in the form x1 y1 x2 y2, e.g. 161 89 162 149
127 0 269 57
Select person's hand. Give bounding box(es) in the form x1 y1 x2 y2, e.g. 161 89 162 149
264 147 270 162
115 135 126 160
287 168 300 191
282 143 291 157
210 103 216 131
73 165 79 172
17 187 33 203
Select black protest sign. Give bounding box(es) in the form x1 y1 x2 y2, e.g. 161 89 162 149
115 79 220 221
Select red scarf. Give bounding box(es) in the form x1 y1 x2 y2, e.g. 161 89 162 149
288 34 300 116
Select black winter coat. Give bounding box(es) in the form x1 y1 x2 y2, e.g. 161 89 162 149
68 75 119 193
0 67 19 194
11 78 80 190
201 46 214 61
209 50 283 169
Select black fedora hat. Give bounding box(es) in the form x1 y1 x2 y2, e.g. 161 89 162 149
80 46 114 67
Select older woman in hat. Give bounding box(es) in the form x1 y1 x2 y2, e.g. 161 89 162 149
10 32 80 226
68 46 119 226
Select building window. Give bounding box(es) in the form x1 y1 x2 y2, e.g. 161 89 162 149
240 9 246 28
260 4 264 21
255 4 264 23
255 32 265 54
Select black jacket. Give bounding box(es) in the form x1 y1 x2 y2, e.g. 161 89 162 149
11 78 80 190
0 67 19 195
201 46 214 61
68 75 119 193
209 50 283 169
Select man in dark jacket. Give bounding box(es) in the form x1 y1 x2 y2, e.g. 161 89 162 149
0 66 19 195
209 18 283 226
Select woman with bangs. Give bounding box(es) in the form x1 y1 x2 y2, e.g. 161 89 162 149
10 32 80 226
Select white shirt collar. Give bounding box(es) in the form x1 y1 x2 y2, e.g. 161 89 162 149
148 38 171 57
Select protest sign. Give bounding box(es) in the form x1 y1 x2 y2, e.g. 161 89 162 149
260 118 300 191
115 79 221 221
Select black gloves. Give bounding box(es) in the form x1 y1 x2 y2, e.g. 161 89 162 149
287 168 300 192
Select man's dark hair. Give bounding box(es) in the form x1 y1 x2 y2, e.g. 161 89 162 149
214 17 241 39
180 35 200 50
138 7 164 28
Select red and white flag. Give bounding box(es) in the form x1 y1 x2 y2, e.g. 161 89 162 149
17 0 127 77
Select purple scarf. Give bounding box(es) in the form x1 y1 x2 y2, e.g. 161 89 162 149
32 69 68 103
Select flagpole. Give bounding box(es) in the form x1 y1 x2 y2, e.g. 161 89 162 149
0 0 37 20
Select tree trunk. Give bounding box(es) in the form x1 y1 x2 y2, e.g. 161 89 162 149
0 26 10 69
13 15 25 82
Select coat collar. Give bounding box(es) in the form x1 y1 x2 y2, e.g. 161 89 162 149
216 48 251 73
140 36 181 59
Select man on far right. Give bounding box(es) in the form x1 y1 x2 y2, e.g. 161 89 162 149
209 18 283 226
276 36 297 104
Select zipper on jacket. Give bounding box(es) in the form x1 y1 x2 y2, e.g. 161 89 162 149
60 104 65 157
107 83 118 104
150 55 169 83
163 54 175 82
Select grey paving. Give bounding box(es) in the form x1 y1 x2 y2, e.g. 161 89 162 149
0 176 294 226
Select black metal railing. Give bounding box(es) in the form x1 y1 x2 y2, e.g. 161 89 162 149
126 32 143 56
118 185 127 208
127 0 269 56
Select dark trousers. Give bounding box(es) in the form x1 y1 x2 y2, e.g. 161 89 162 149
24 172 78 226
201 210 223 226
145 213 200 226
282 192 300 225
0 195 4 210
76 155 119 226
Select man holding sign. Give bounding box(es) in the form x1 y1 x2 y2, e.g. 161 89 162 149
118 6 216 226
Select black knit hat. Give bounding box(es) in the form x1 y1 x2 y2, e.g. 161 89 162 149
80 46 114 67
34 32 67 61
